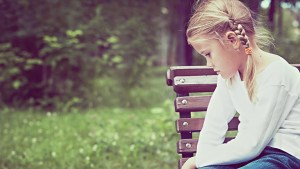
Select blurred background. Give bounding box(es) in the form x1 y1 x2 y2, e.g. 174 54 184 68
1 0 300 168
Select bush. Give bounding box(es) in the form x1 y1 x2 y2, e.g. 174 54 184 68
0 1 164 110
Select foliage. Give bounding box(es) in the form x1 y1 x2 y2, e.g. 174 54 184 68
1 0 300 110
0 105 179 169
0 0 164 110
272 7 300 63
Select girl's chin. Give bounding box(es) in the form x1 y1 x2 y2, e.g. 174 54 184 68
220 73 234 80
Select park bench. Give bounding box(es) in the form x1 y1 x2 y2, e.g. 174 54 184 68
166 64 300 169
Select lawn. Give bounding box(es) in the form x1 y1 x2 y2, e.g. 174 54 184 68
0 67 201 169
0 105 181 169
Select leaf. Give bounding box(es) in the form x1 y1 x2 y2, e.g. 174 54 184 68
107 36 119 44
12 80 22 89
112 55 123 63
103 53 109 61
66 29 83 37
9 67 20 75
43 35 58 43
26 59 43 65
0 43 11 51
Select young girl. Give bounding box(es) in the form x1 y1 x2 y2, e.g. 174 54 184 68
182 0 300 169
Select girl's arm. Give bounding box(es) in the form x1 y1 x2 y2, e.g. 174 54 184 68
195 67 300 167
181 157 196 169
194 75 236 167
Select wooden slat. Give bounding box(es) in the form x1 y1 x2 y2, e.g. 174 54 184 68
173 76 217 93
168 66 215 87
176 118 204 132
170 66 217 77
177 137 235 169
166 69 172 86
175 96 211 112
224 137 235 143
292 64 300 71
177 138 236 168
228 117 240 130
177 139 198 153
176 117 239 133
167 65 300 87
177 137 235 154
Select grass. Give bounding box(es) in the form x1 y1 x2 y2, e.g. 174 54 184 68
90 66 176 108
0 67 227 169
0 67 182 169
0 103 181 169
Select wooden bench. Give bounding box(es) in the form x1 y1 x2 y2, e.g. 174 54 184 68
166 65 300 169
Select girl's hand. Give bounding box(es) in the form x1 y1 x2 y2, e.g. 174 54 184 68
181 156 197 169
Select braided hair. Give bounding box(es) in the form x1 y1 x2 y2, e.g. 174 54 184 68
228 19 257 101
186 0 272 102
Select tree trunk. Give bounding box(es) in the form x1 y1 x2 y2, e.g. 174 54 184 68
175 0 194 66
277 0 283 37
242 0 261 19
268 0 276 33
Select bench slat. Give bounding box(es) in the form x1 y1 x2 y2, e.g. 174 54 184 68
177 138 240 169
167 65 300 87
177 139 198 153
175 96 211 112
176 117 240 132
177 137 235 154
173 76 217 93
176 118 205 132
170 66 217 75
168 66 217 86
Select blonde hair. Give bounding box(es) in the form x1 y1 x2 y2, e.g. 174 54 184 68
186 0 273 102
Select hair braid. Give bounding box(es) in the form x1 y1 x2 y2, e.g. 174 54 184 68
187 0 273 103
229 19 257 102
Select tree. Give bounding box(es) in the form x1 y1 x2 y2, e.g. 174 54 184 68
0 0 164 109
242 0 261 19
175 0 194 66
268 0 276 33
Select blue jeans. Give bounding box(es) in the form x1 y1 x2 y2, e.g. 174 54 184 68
198 146 300 169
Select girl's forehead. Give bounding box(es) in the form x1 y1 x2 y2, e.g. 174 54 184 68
190 38 216 48
189 34 220 44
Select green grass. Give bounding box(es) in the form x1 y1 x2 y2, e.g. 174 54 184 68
0 104 180 169
90 67 176 108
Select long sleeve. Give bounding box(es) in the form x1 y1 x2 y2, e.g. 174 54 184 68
195 75 237 166
195 76 299 167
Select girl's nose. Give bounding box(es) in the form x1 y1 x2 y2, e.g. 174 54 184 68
206 60 213 67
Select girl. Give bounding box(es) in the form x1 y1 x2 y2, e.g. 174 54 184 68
182 0 300 169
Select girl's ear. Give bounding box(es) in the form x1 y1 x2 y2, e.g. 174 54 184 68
225 31 240 49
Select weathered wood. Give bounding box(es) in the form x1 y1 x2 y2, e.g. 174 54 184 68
175 96 211 112
176 117 239 132
177 139 198 154
177 137 235 154
173 76 217 93
167 66 217 86
167 64 300 86
166 69 172 86
293 64 300 71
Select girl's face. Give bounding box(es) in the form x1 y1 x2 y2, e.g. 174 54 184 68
191 36 242 79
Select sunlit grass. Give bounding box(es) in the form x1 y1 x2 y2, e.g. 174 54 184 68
0 104 179 169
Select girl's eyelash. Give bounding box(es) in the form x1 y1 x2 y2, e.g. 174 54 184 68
204 53 210 57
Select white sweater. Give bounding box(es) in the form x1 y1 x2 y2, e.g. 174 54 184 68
195 57 300 167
